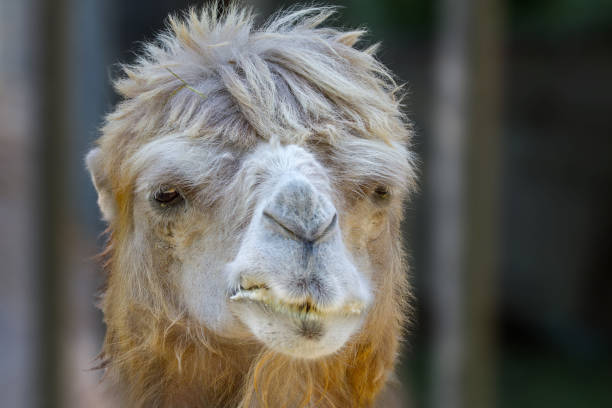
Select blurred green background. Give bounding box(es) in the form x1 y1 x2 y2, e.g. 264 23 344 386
0 0 611 407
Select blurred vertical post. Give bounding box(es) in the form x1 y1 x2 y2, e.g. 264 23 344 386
0 0 37 407
38 0 69 407
465 0 503 407
429 0 470 406
429 0 502 407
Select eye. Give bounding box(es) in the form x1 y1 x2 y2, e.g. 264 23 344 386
153 187 183 207
373 185 390 201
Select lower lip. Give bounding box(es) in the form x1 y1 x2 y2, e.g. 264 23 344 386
230 293 364 358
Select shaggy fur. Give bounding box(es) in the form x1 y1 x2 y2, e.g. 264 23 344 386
88 3 416 407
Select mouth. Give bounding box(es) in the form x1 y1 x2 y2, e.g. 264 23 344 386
229 287 368 358
229 287 366 320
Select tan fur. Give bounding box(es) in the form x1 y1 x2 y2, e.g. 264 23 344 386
90 3 416 407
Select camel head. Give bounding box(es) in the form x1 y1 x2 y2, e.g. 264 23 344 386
86 4 416 406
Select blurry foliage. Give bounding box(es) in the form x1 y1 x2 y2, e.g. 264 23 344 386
510 0 612 35
340 0 433 38
342 0 612 39
500 351 612 407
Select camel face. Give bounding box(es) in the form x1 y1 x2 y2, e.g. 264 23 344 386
121 134 405 358
87 6 417 405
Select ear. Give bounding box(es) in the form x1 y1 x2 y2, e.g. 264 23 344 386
86 147 117 222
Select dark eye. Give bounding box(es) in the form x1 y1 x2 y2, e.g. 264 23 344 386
373 185 390 201
153 187 183 207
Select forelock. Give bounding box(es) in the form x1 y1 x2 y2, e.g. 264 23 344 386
99 3 411 160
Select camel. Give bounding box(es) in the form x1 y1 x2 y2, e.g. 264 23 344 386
86 4 417 407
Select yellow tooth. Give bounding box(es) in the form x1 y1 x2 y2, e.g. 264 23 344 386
231 289 366 317
230 288 271 302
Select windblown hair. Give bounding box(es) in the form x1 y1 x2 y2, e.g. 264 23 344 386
94 3 414 407
97 3 411 173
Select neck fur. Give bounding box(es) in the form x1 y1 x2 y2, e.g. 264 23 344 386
100 299 401 407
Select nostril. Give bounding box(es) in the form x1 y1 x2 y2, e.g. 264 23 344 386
263 210 302 241
263 210 337 242
317 213 337 241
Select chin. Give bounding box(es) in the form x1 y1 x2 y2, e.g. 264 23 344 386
230 289 367 359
